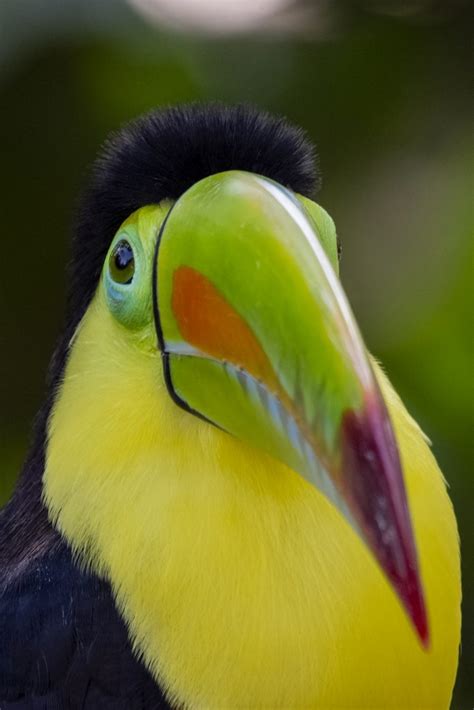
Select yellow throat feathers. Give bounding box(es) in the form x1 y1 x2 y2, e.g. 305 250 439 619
44 291 461 709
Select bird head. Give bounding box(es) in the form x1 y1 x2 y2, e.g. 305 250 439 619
46 104 428 646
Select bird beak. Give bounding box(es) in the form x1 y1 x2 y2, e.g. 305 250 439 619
154 170 428 646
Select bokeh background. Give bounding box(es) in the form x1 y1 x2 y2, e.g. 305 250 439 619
0 0 472 705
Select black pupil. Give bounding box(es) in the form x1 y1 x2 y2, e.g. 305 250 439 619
110 239 135 285
115 241 133 271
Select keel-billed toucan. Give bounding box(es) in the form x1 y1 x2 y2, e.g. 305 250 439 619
0 104 460 708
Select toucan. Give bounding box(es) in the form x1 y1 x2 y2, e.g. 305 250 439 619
0 104 461 709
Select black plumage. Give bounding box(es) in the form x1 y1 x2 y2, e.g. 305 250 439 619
0 103 319 708
0 544 170 709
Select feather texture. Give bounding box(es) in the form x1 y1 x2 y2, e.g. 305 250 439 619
43 291 461 709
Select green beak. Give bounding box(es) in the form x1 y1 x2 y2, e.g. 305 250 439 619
154 170 428 645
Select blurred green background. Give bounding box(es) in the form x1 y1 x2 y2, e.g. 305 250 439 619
0 0 472 705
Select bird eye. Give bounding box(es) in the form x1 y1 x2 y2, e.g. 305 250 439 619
109 240 135 284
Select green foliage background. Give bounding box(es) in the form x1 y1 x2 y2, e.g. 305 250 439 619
0 1 472 705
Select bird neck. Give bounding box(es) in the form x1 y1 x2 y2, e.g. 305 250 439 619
43 295 345 707
43 294 458 709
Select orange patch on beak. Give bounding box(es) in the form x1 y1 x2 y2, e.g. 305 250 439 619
171 266 317 450
172 266 278 388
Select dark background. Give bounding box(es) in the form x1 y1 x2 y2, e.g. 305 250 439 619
0 1 472 705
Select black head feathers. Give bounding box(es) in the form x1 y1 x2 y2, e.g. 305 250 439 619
70 103 319 325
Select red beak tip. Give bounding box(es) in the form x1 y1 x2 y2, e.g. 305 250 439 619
340 395 431 651
420 627 431 650
401 572 430 650
412 599 430 650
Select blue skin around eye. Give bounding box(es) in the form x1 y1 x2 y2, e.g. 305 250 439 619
103 228 152 330
107 280 131 309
